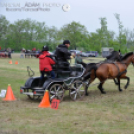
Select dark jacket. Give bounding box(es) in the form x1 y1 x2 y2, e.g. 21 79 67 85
55 44 71 62
39 51 55 71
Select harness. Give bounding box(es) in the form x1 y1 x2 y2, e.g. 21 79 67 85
98 61 127 78
113 62 127 78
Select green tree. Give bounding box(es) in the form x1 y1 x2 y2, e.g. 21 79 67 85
46 26 59 50
114 13 126 48
88 32 100 52
0 15 9 40
0 15 9 49
58 21 89 50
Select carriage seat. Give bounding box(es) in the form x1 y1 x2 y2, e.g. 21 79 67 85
57 70 71 74
56 70 71 78
52 61 71 78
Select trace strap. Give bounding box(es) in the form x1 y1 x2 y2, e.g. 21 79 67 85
113 62 127 78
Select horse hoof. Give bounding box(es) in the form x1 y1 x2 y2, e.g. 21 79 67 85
101 91 106 94
85 93 89 96
124 85 128 89
119 89 123 92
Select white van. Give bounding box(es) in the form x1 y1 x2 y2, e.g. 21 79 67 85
102 47 114 57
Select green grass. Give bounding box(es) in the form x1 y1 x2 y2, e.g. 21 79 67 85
0 54 134 134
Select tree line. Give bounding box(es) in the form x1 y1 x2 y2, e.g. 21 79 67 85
0 13 134 53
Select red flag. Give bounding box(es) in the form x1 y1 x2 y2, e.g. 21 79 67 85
51 99 60 110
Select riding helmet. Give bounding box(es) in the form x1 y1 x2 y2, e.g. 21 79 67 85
63 40 70 45
42 46 49 51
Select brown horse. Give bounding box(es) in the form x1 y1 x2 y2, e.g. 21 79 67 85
84 52 134 95
82 50 122 81
81 50 122 93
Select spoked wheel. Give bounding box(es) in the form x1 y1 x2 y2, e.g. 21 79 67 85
69 80 85 101
49 84 65 102
27 95 41 100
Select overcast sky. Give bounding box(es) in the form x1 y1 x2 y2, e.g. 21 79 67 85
0 0 134 34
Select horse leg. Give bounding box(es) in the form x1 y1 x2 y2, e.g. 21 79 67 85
117 78 123 92
85 84 88 96
85 78 95 96
119 76 130 89
98 81 106 94
84 69 96 96
113 78 118 85
124 76 130 89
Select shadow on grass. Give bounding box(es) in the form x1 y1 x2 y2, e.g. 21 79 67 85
19 88 134 104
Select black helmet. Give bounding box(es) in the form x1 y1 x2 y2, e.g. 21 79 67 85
42 46 49 51
63 40 70 45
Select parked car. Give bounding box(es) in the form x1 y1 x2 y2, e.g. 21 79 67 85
81 52 90 57
82 51 98 57
70 50 82 56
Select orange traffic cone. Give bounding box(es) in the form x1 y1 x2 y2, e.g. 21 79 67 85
9 60 12 64
15 61 19 64
38 90 50 108
3 84 16 101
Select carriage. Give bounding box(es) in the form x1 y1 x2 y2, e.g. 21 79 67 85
24 50 39 58
20 50 134 101
20 62 87 102
0 50 11 58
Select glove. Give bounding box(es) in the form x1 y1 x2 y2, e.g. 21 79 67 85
70 53 75 59
70 56 73 59
72 53 75 57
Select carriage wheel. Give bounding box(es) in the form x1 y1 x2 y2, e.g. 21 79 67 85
49 84 65 102
69 80 85 101
27 95 41 100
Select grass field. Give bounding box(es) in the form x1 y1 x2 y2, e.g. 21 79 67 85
1 53 134 134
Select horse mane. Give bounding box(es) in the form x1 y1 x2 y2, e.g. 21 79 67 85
111 50 116 53
105 50 122 62
121 52 133 60
106 51 118 59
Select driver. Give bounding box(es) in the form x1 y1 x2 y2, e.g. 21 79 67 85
55 40 74 71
